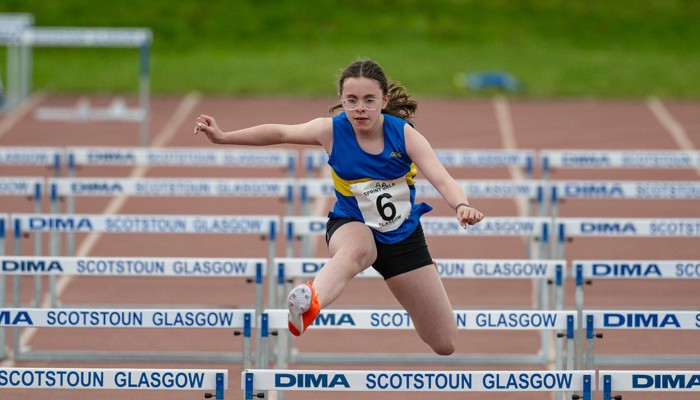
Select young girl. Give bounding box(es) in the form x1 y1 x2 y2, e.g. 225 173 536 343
195 59 484 355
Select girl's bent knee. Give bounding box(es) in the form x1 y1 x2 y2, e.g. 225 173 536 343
433 343 456 356
430 335 456 356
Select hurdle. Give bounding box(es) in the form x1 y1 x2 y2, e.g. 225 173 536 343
9 213 278 366
600 370 700 399
584 310 700 369
556 217 700 369
0 13 33 112
284 216 551 262
1 147 62 311
280 216 556 366
301 148 538 216
540 150 700 180
64 146 296 308
276 257 568 368
283 216 553 308
243 368 593 400
19 27 152 146
261 308 576 371
298 178 547 256
303 148 536 178
548 180 700 219
0 255 263 365
0 306 253 368
0 367 227 399
574 259 700 368
48 175 292 308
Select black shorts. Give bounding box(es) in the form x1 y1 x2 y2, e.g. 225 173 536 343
326 217 433 280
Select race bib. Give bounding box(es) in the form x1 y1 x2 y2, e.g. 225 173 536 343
349 178 411 232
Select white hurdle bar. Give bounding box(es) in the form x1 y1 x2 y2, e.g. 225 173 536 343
303 148 537 176
0 307 254 368
548 180 700 219
243 369 593 399
261 309 576 369
0 367 227 399
584 310 700 369
541 150 700 178
284 215 551 262
600 370 700 399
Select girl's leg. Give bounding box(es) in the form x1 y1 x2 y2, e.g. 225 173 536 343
288 221 376 335
385 264 457 355
315 221 377 307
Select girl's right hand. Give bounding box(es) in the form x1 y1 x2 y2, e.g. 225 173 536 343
194 114 222 142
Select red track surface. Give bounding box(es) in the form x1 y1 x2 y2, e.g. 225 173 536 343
1 94 699 399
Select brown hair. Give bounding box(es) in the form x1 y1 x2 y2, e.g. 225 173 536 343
329 59 418 123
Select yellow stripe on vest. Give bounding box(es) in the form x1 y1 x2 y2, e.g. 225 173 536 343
331 163 417 196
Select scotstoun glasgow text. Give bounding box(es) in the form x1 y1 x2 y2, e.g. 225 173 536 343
0 370 206 389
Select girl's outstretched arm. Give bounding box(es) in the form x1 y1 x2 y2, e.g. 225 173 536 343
195 114 332 147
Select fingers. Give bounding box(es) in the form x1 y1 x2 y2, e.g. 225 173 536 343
458 208 484 228
194 115 213 135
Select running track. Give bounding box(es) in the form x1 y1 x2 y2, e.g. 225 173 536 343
1 94 699 399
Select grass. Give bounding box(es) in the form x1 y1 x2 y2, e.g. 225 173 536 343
1 0 699 98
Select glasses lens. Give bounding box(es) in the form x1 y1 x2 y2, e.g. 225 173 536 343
342 98 380 111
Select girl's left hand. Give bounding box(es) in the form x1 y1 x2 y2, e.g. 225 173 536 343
457 206 484 229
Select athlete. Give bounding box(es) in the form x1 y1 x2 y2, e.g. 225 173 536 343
195 59 484 355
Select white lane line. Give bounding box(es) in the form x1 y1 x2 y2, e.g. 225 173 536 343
647 96 700 178
0 93 48 139
0 92 201 366
493 96 557 376
493 96 527 215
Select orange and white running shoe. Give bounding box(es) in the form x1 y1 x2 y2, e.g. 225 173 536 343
287 280 320 336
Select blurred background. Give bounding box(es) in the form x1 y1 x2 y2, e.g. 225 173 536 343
1 0 699 98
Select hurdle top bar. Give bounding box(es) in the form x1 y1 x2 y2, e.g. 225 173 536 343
66 146 297 172
573 260 700 279
243 369 594 393
277 257 564 279
0 308 255 329
550 180 700 202
0 13 34 43
299 178 544 201
584 310 700 330
600 370 700 393
264 309 576 331
0 147 62 169
0 177 43 198
49 177 293 199
1 256 266 278
284 216 549 238
0 367 227 390
541 150 700 175
557 218 700 240
11 213 279 236
20 27 152 47
303 148 536 174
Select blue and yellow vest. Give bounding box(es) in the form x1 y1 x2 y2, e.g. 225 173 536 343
327 112 432 244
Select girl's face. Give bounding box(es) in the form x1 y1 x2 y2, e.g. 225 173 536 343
340 77 388 133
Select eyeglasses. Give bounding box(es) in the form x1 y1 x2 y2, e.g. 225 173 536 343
341 97 382 111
